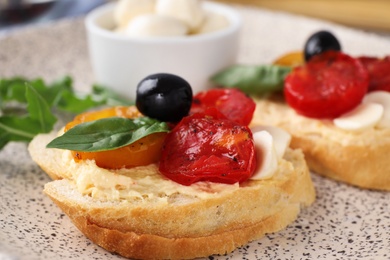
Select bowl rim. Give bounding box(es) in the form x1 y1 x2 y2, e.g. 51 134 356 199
85 1 242 43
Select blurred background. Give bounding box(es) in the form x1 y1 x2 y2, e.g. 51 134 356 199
0 0 106 30
1 0 390 35
220 0 390 33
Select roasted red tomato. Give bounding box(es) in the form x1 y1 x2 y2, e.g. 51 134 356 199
191 88 256 126
284 51 369 118
358 56 390 92
159 108 256 186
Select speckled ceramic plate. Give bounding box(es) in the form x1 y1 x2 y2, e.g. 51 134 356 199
1 4 389 260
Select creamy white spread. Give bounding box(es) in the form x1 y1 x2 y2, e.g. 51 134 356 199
253 98 390 147
61 150 241 203
57 123 288 202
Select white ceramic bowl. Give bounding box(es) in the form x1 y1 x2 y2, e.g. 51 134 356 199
85 1 241 100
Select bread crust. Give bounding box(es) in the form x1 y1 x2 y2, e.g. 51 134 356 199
47 188 301 260
29 132 315 259
291 132 390 190
253 97 390 191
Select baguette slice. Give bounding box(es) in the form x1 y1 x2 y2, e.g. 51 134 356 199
28 132 315 259
252 96 390 191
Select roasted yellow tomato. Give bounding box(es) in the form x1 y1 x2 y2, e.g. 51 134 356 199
273 51 304 67
65 106 167 169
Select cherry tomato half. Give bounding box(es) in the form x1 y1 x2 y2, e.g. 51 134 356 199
191 88 256 126
358 56 390 92
65 106 167 169
284 51 369 119
159 108 256 186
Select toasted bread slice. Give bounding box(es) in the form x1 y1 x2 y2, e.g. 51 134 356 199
28 132 315 259
252 96 390 191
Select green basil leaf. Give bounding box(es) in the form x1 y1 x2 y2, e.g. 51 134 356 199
46 117 169 152
211 64 292 95
26 84 57 133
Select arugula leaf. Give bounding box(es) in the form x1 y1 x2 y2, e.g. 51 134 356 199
211 64 292 95
0 116 43 141
0 85 57 149
39 76 73 107
0 116 43 149
26 85 57 133
56 88 104 114
92 85 133 107
0 76 133 150
0 77 28 103
0 78 49 104
46 117 169 152
0 76 132 114
0 132 10 149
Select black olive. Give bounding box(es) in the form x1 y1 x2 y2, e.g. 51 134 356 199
136 73 193 122
304 30 341 61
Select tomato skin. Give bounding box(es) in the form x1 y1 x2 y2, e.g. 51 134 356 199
284 51 369 119
358 56 390 92
191 88 256 126
159 108 256 186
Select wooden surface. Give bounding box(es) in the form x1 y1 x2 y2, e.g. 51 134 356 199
218 0 390 32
